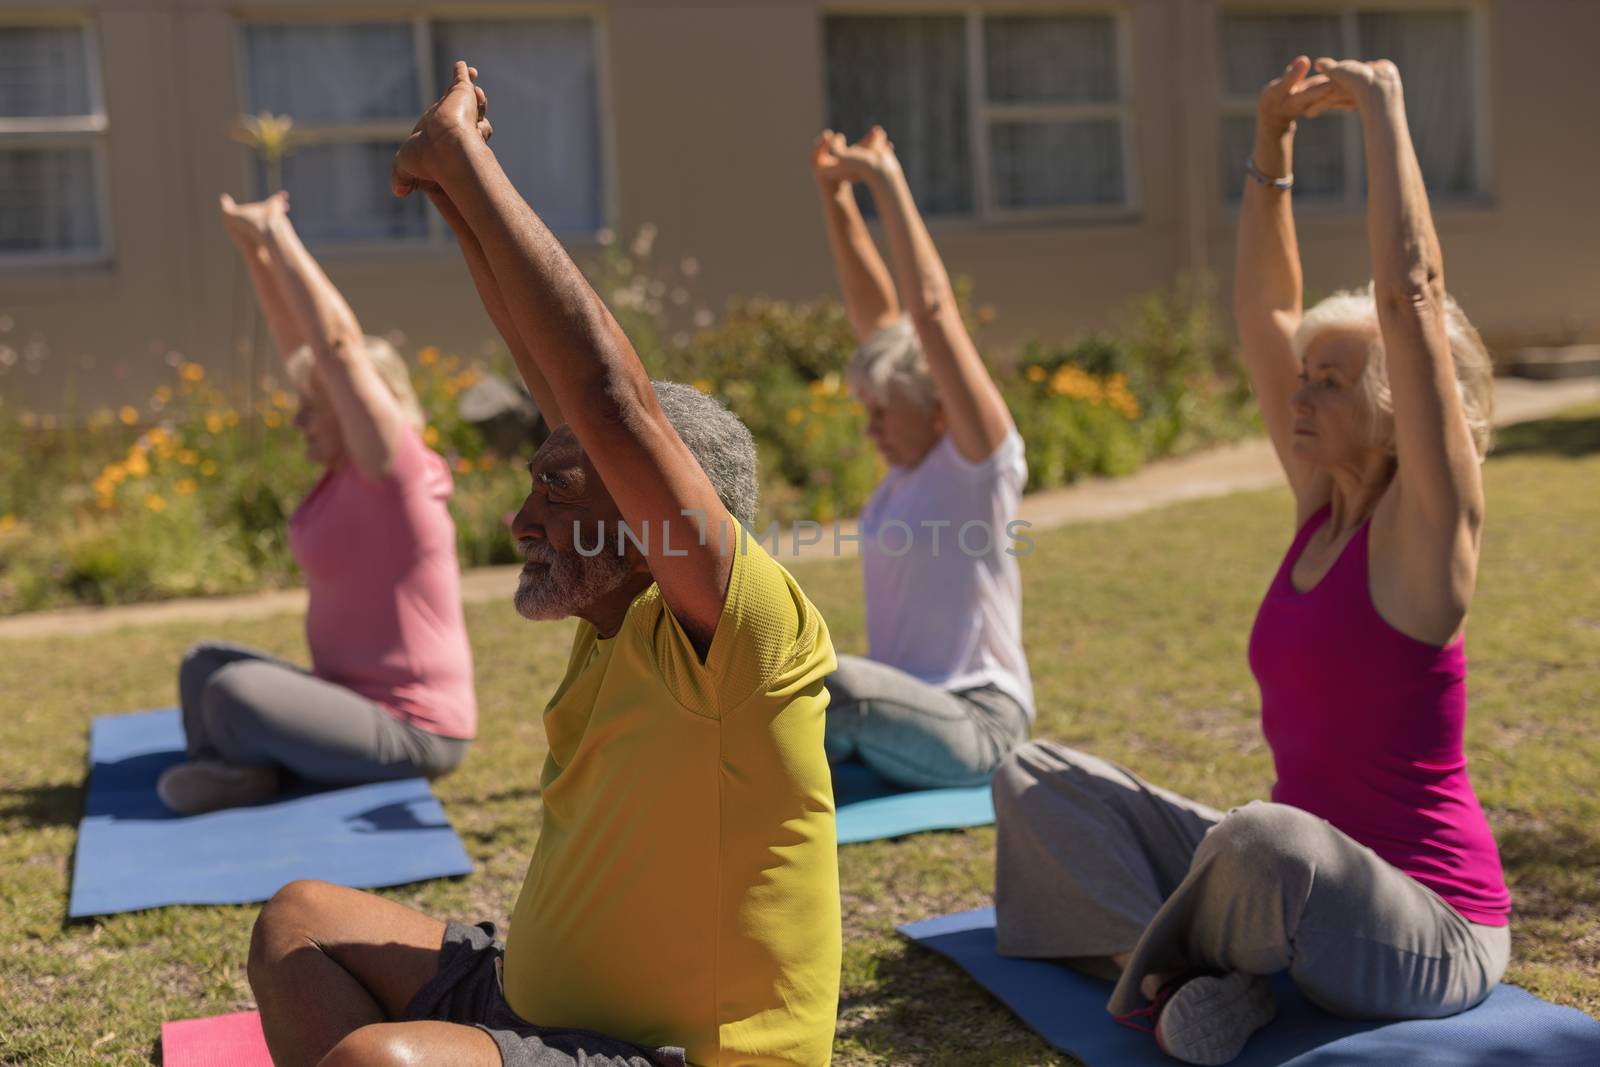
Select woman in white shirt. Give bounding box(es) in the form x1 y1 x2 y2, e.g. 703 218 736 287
810 127 1034 788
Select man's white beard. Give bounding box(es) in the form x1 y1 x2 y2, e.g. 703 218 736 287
513 537 634 621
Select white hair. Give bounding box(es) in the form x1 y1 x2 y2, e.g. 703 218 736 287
1293 282 1494 459
846 317 939 412
286 337 427 432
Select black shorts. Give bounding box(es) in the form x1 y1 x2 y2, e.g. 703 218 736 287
401 921 688 1067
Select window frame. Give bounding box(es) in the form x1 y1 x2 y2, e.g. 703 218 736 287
0 15 114 267
234 7 615 253
1215 1 1492 211
823 4 1141 225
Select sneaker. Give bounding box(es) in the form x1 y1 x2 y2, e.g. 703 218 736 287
156 759 281 815
1153 972 1277 1065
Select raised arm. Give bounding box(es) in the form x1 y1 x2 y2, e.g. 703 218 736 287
810 131 899 343
822 127 1011 463
1234 57 1341 517
425 185 565 430
394 63 731 647
220 193 311 364
1319 58 1484 534
251 201 406 482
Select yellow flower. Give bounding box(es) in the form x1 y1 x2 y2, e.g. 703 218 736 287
0 514 15 533
124 453 150 478
418 346 441 367
146 426 168 446
224 411 240 428
174 479 198 495
102 463 127 484
263 411 282 428
422 426 439 447
205 412 224 434
691 379 713 394
177 449 199 465
1025 365 1047 383
119 406 139 425
180 362 205 383
200 459 219 477
145 494 166 513
786 406 805 426
153 385 173 403
271 391 292 410
90 408 115 429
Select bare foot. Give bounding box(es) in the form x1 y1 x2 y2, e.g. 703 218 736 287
219 190 289 247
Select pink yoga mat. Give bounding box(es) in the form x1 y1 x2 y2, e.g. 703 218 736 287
161 1010 272 1067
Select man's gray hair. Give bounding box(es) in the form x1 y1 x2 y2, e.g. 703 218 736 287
653 380 760 529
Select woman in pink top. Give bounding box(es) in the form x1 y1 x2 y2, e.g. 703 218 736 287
156 193 476 815
990 57 1509 1065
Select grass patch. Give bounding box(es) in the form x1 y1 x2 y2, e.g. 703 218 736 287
2 410 1597 1065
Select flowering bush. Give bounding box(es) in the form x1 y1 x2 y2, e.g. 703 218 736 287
0 230 1256 614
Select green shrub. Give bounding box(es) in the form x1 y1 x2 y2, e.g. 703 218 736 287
0 231 1257 614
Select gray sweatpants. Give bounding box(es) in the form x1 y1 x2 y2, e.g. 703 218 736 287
178 642 469 783
824 653 1031 789
993 741 1510 1020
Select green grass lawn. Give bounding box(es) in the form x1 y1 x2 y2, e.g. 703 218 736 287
3 408 1597 1066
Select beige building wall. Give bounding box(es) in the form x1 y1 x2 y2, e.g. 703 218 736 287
2 0 1597 413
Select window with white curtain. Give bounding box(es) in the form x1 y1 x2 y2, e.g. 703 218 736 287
825 11 1135 220
1218 7 1484 206
241 16 606 246
0 22 109 263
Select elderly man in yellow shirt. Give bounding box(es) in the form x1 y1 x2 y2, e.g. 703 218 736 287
244 63 841 1067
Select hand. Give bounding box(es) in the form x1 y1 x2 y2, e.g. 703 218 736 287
1256 55 1351 134
816 126 901 186
1312 57 1403 111
219 190 289 247
392 61 493 197
810 130 848 193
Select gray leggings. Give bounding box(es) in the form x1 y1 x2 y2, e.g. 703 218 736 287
993 741 1509 1020
177 642 469 783
824 653 1031 789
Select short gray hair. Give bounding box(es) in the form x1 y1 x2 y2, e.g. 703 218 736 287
286 337 427 432
653 380 760 528
846 317 938 412
1293 283 1494 459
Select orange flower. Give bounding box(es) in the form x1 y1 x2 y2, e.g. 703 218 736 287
204 412 224 434
145 494 166 513
200 459 219 477
422 426 440 447
263 412 282 428
118 406 139 426
453 456 473 475
180 362 206 383
175 479 198 495
418 346 441 366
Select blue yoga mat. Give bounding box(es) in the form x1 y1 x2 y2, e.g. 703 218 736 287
832 761 994 845
69 709 474 918
901 908 1600 1067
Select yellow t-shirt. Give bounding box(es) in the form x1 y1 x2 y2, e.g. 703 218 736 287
502 537 841 1067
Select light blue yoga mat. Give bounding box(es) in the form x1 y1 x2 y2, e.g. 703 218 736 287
901 908 1600 1067
832 761 995 845
69 708 474 918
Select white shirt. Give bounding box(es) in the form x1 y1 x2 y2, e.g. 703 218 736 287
858 429 1034 717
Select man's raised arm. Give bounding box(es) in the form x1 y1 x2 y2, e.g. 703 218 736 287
394 62 733 647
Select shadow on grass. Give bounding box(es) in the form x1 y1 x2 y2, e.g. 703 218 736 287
1490 413 1600 459
0 782 83 830
1496 815 1600 920
838 942 1072 1067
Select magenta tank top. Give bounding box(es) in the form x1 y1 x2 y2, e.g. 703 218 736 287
1249 506 1510 925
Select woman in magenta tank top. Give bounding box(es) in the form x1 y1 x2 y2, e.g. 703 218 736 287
155 193 477 815
991 57 1509 1065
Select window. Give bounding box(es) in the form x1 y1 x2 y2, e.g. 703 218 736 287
825 10 1135 220
0 22 109 263
1218 7 1485 205
241 16 605 246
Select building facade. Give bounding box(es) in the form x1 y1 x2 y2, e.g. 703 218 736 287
2 0 1597 410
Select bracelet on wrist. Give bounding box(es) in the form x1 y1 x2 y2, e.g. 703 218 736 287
1245 156 1294 191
